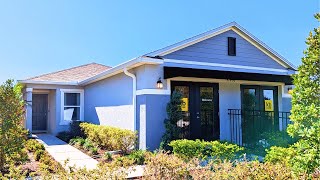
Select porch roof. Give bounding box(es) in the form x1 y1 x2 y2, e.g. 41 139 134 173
164 66 293 85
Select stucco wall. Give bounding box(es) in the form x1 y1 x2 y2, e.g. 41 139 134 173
218 82 241 141
84 73 134 130
137 94 170 150
134 64 168 90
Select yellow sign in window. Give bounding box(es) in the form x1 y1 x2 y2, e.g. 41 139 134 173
264 100 273 111
181 98 189 112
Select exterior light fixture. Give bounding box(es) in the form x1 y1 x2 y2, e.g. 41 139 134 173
157 78 163 89
287 86 293 94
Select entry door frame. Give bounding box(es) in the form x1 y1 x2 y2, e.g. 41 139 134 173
171 81 220 140
32 94 49 133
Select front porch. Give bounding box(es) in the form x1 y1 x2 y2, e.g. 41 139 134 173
228 109 291 149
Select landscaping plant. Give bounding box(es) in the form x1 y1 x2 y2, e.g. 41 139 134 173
0 80 27 171
286 13 320 175
169 139 243 161
160 91 183 150
80 123 137 154
265 14 320 177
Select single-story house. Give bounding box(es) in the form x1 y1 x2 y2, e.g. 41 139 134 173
20 22 296 150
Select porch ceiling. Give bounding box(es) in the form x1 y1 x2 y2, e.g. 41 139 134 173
164 67 293 85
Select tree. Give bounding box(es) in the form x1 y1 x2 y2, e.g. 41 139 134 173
287 13 320 174
0 80 27 171
160 91 183 150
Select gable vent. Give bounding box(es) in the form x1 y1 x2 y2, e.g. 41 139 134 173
228 37 236 56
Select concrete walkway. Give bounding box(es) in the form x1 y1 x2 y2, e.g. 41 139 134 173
35 134 98 170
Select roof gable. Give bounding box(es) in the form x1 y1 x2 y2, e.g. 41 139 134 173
146 22 296 70
163 30 286 70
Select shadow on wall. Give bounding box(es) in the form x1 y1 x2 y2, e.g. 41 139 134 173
94 105 134 130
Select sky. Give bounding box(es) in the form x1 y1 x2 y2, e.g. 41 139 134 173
0 1 319 84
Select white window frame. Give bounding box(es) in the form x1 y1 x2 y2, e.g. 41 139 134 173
60 89 84 125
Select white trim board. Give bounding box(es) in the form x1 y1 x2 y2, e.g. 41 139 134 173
164 59 290 73
136 89 171 95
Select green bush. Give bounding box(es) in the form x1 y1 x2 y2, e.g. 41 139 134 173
83 139 94 151
34 149 45 161
265 146 296 166
25 139 45 152
80 123 137 154
90 147 99 155
69 137 86 148
125 150 150 165
169 139 243 160
0 80 28 171
104 152 113 161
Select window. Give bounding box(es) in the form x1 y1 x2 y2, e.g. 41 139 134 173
60 89 84 125
228 37 236 56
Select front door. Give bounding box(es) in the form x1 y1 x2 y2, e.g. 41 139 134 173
32 94 48 131
172 81 219 140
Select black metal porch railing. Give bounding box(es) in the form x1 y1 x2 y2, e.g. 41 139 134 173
228 109 291 147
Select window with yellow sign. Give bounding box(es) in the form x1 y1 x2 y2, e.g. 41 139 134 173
181 98 189 112
264 100 273 111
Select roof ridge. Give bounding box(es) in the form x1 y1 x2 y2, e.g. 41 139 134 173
26 62 110 81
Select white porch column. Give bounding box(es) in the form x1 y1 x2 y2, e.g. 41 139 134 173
25 88 33 132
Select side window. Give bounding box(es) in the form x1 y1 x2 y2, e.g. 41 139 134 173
228 37 236 56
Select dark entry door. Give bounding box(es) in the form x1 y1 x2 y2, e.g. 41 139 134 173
32 94 48 131
172 82 219 141
240 85 279 146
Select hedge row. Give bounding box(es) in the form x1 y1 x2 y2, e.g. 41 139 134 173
80 123 137 154
169 139 243 160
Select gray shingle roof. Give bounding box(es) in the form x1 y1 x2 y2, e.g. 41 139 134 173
26 63 111 83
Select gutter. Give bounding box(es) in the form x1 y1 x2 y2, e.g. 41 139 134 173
123 67 137 132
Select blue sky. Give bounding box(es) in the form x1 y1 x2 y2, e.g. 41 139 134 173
0 1 318 83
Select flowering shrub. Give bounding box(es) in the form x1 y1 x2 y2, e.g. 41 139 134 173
169 139 243 160
80 123 137 154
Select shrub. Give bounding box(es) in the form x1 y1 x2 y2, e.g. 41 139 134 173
144 151 192 179
169 139 243 161
265 146 296 166
80 123 137 154
286 14 320 175
144 152 300 179
38 151 64 173
90 147 99 155
25 139 45 152
104 152 113 161
34 149 45 161
0 80 28 171
125 150 150 165
69 137 86 148
83 139 94 151
160 91 183 150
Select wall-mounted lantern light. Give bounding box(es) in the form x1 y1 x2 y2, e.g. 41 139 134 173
287 86 293 94
157 78 163 89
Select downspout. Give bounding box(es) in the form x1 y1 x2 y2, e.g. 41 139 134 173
123 68 137 132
